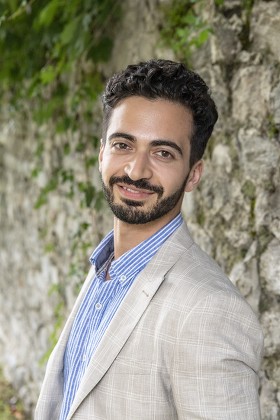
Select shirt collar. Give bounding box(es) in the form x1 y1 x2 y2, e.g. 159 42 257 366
89 230 114 272
89 213 183 286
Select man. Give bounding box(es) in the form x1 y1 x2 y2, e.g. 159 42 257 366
36 59 263 419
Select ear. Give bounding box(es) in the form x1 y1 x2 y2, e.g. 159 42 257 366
98 139 104 171
185 160 204 192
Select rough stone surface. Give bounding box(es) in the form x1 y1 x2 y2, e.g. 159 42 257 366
186 1 280 417
231 66 272 126
261 309 280 358
251 1 280 60
260 239 280 296
0 0 279 417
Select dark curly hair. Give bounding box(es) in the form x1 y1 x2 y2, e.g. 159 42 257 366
102 59 218 168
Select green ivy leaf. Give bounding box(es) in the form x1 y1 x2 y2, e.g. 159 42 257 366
94 190 104 211
37 0 61 28
87 37 113 62
85 156 98 168
60 18 79 46
40 65 57 84
214 0 224 5
196 28 210 46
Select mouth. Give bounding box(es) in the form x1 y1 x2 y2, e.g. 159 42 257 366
117 184 155 200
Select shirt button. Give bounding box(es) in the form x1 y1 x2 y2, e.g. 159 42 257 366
95 302 102 310
82 354 87 362
120 275 126 282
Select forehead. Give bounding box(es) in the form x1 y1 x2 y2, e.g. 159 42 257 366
106 96 193 145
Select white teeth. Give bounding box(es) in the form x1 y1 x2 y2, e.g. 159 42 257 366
124 187 140 193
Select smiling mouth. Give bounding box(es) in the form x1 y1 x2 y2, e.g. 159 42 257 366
118 184 155 199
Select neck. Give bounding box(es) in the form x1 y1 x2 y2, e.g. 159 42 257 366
113 210 180 259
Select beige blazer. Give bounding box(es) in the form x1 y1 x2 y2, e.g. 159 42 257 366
35 223 263 419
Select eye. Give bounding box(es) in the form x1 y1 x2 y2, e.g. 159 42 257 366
155 150 174 160
112 142 131 150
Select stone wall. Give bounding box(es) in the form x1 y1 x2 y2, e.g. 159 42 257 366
0 0 279 418
187 2 280 418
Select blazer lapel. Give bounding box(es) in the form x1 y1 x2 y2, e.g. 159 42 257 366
36 266 96 418
49 265 97 369
67 222 194 419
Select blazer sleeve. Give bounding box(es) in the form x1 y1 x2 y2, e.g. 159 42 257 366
171 290 264 420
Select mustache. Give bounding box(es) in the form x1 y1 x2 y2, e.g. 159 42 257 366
109 175 164 196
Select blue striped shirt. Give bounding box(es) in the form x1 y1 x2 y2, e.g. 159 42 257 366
59 213 183 420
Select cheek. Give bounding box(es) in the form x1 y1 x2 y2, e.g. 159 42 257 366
157 167 187 192
100 154 123 180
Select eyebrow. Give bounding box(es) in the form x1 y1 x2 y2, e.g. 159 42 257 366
108 132 183 156
108 132 135 142
150 140 183 156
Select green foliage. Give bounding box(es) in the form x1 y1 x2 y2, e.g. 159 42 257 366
241 180 256 239
267 114 280 139
0 0 119 192
0 0 116 86
0 0 120 359
160 0 212 64
241 180 256 200
0 0 119 216
214 0 224 6
237 0 255 49
0 367 29 419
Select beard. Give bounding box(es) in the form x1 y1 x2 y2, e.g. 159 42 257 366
101 174 189 225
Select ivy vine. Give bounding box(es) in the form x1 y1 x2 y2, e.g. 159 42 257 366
160 0 226 64
0 0 121 353
0 0 120 245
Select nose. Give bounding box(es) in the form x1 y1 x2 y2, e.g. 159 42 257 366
124 152 152 181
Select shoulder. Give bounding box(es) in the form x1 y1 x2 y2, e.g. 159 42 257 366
158 221 261 329
163 221 239 296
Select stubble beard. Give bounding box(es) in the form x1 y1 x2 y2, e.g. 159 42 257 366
101 174 189 225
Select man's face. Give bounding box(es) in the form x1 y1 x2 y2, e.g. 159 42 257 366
99 96 202 225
